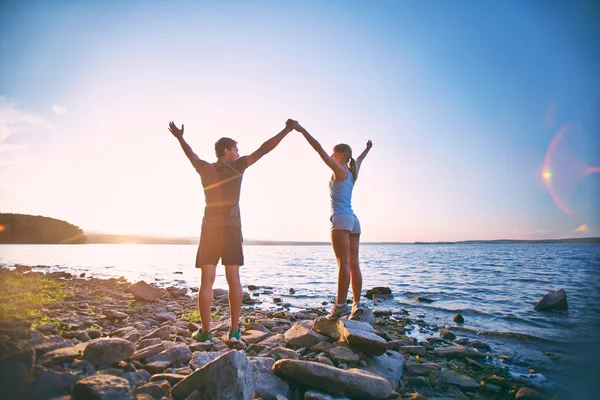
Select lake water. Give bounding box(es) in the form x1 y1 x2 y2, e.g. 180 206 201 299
1 243 599 390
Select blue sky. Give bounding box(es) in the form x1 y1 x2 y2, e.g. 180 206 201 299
1 0 598 241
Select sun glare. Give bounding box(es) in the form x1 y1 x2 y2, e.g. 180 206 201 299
542 171 552 181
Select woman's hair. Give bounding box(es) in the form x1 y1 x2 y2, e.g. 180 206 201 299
215 137 237 157
333 143 358 181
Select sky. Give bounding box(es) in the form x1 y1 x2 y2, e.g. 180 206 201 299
0 0 599 242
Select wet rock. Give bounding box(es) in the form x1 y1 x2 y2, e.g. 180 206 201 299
396 346 426 356
439 368 480 390
250 356 291 400
172 350 255 400
365 287 393 300
453 314 464 323
127 280 164 302
285 320 328 348
273 359 393 399
411 296 434 303
82 338 136 367
516 387 545 399
405 361 441 376
440 331 456 341
72 374 132 400
433 345 485 359
534 289 568 311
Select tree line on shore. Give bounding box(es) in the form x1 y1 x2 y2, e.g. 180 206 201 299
0 213 87 244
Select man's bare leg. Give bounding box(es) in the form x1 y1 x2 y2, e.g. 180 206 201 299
198 264 217 333
224 265 242 330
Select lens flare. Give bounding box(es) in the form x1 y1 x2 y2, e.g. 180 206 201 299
542 123 600 217
0 224 4 233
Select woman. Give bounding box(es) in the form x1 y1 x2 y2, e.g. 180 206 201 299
294 121 372 320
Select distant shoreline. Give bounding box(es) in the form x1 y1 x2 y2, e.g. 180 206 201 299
82 233 600 245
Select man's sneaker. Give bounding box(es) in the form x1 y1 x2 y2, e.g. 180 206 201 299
227 329 242 341
349 302 367 321
326 303 350 320
191 330 212 343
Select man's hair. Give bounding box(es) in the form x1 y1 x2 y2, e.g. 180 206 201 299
215 137 237 157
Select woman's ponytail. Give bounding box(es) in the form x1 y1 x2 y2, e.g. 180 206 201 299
349 157 358 181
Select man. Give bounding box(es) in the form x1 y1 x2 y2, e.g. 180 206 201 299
168 119 295 342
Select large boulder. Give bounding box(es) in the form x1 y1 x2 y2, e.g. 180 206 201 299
359 350 405 390
534 289 568 311
171 350 255 400
273 359 393 399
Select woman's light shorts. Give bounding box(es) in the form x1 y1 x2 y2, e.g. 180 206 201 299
330 214 361 234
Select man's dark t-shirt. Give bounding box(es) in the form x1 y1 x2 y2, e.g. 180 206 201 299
194 156 249 227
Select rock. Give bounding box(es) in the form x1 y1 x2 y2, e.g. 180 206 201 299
72 374 132 400
166 286 188 297
328 347 360 365
140 326 171 341
103 309 129 320
250 356 291 400
189 351 227 370
248 285 259 290
122 370 152 389
156 312 177 322
268 347 300 361
23 369 79 400
396 346 426 356
130 343 166 362
405 361 441 376
312 341 335 353
144 360 171 374
150 373 186 386
171 350 256 400
453 314 464 323
39 343 87 365
534 289 568 311
411 296 434 303
127 280 164 302
350 307 377 325
360 350 405 390
304 390 351 399
313 318 387 356
284 320 328 348
0 359 28 399
439 368 480 390
516 387 545 399
440 331 456 341
433 346 485 359
133 382 168 398
273 359 393 399
82 338 136 367
165 344 193 366
365 287 393 300
243 329 270 344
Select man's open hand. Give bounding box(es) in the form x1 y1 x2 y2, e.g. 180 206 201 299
169 121 184 138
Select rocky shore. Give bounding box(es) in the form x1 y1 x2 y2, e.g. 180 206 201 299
0 267 563 400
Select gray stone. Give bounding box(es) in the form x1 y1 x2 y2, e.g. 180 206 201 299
250 356 291 400
140 326 171 341
39 343 86 365
433 346 485 359
189 350 228 370
172 350 256 400
360 350 405 390
313 318 386 356
72 374 132 400
23 369 79 400
243 329 270 344
405 361 441 376
122 370 152 389
328 347 360 365
268 346 300 361
396 346 426 356
285 320 328 348
439 368 480 390
83 338 136 367
130 343 166 361
304 389 351 399
273 359 393 399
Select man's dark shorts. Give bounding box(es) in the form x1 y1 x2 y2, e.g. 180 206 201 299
196 225 244 267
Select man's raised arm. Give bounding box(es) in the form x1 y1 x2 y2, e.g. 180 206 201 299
169 121 207 169
246 119 296 167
